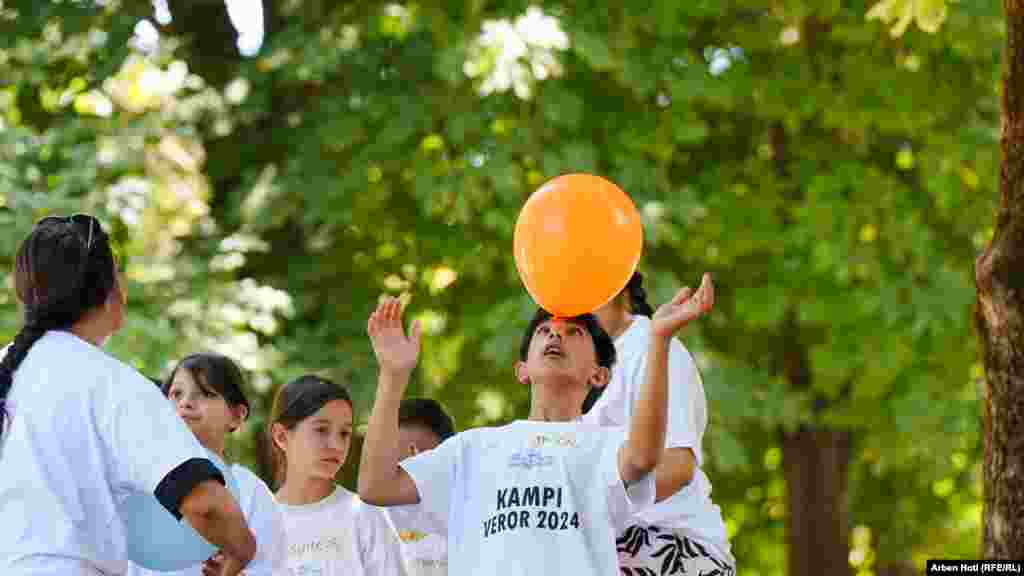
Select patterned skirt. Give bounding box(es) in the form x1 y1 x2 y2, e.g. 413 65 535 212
616 524 735 576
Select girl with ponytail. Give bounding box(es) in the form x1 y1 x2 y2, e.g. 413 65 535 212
0 215 256 575
586 270 736 575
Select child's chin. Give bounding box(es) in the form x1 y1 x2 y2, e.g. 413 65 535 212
311 464 343 480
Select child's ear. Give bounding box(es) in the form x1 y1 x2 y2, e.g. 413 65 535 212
514 361 530 385
589 366 610 390
271 422 289 453
229 404 249 432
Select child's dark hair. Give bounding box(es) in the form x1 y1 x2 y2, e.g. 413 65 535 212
625 272 654 317
267 374 352 487
518 309 616 371
399 398 455 442
0 214 117 432
162 353 250 413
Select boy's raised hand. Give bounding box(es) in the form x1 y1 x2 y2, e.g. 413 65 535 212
651 273 714 340
368 296 421 376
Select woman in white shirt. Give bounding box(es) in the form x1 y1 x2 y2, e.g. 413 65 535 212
268 374 407 576
585 272 736 575
128 353 286 576
0 214 255 575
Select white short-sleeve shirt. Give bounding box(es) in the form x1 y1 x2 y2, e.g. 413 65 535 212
581 315 733 564
398 420 656 576
125 464 286 576
275 485 408 576
386 505 449 576
0 331 214 576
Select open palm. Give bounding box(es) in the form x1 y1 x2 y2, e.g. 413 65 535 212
651 273 714 340
367 296 421 374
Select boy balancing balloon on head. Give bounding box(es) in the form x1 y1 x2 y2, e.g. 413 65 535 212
359 273 714 576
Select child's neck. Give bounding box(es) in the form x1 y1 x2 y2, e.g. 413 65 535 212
276 475 337 506
527 379 584 422
595 305 633 341
199 438 226 460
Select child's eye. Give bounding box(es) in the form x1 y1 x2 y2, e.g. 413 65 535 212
315 427 329 435
569 326 582 336
537 325 550 335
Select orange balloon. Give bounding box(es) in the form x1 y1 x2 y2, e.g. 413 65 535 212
514 173 643 317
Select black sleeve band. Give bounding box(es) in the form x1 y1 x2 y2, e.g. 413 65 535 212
154 458 225 521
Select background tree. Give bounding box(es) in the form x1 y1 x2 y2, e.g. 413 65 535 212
0 0 1002 572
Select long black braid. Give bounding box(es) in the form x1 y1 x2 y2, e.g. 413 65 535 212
625 272 654 317
0 216 116 433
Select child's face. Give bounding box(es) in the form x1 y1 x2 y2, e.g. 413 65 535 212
279 399 353 482
167 370 244 452
520 317 601 386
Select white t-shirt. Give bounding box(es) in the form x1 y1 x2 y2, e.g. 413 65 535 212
582 315 733 564
386 506 448 576
276 485 407 576
126 464 286 576
0 331 214 576
398 420 656 576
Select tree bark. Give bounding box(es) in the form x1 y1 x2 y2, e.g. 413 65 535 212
783 428 852 576
976 0 1024 558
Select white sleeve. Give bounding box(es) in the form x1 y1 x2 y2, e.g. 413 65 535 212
234 468 287 576
601 428 655 529
103 368 211 495
664 341 707 466
397 434 462 535
358 502 409 576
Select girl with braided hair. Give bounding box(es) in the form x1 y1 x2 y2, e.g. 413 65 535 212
0 214 256 576
585 271 735 575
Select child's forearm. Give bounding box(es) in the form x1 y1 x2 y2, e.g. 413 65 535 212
621 334 670 483
358 370 409 505
180 481 256 569
654 447 696 501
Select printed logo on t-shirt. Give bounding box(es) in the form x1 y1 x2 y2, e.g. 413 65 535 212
508 448 553 469
288 536 342 557
528 432 577 449
288 562 326 576
286 534 356 575
399 530 428 543
482 485 581 538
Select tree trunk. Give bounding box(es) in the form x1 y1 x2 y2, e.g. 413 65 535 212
783 429 852 576
780 309 852 576
976 0 1024 558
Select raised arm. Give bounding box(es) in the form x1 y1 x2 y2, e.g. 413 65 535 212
359 297 423 506
619 274 714 485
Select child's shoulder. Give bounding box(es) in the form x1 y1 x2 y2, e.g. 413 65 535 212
455 420 621 445
448 422 525 442
230 464 273 494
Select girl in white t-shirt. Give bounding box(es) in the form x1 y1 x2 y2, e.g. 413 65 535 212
0 215 255 575
268 375 408 576
587 272 736 575
127 353 286 576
